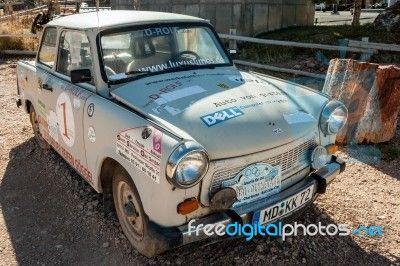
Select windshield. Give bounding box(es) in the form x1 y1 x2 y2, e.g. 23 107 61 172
100 24 231 82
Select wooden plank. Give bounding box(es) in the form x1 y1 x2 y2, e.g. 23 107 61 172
1 50 36 56
0 34 38 38
233 60 326 79
0 5 47 22
348 39 400 52
219 33 373 54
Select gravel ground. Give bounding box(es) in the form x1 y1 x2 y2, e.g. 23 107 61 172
0 61 399 265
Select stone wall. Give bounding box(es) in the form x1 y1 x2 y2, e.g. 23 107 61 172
111 0 315 36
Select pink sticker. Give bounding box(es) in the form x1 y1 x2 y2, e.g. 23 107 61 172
153 130 162 154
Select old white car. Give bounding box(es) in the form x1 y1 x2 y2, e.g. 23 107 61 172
16 11 347 257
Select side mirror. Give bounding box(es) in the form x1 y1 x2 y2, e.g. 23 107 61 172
71 68 92 84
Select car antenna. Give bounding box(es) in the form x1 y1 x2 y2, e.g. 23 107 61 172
95 0 100 34
95 0 110 90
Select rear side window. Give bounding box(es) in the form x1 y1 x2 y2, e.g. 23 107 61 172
57 31 92 76
38 27 57 67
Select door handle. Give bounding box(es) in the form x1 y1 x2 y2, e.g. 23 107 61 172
42 83 53 92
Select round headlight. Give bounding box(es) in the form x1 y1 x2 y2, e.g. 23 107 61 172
166 141 209 188
311 146 330 170
320 100 348 135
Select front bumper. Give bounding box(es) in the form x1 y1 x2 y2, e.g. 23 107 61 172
149 156 345 252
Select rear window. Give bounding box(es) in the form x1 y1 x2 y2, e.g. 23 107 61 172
38 27 57 68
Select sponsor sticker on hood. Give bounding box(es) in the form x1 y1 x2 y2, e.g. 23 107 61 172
201 107 244 127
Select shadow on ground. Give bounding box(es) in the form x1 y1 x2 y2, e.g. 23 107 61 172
0 138 394 265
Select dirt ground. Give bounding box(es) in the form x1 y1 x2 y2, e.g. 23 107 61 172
0 61 399 265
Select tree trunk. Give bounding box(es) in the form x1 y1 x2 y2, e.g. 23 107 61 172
389 0 400 7
323 59 400 145
352 0 362 26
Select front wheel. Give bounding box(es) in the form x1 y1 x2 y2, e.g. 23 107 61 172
112 166 167 257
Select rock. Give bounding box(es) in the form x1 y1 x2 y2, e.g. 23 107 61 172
270 247 278 254
374 2 400 31
306 62 316 68
323 59 400 144
102 242 109 248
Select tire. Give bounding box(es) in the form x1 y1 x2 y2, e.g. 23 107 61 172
112 166 166 257
29 106 51 150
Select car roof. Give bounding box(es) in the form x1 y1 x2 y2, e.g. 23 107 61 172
47 10 206 30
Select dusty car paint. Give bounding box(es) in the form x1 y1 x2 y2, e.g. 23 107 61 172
16 11 346 253
111 68 329 159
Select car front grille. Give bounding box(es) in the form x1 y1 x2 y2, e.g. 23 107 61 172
210 138 317 195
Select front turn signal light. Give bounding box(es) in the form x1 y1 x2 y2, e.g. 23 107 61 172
326 144 338 155
177 198 199 215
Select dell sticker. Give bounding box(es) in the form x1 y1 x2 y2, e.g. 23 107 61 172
201 107 244 127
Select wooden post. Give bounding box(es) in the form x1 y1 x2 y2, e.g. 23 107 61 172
360 37 372 61
229 28 237 52
352 0 362 26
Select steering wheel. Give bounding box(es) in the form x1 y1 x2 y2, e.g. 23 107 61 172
104 65 116 77
173 51 201 61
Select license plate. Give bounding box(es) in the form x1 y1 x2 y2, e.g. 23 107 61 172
254 184 315 225
222 163 281 208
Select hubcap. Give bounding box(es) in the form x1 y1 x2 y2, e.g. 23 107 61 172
116 181 144 241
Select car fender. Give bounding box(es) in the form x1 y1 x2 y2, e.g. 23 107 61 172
83 95 202 227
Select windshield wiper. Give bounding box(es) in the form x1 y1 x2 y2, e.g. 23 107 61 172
172 64 216 71
125 69 152 76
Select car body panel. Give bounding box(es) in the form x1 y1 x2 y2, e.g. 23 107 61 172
16 11 343 234
111 69 328 159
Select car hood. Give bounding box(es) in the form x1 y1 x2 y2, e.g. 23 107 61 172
111 68 329 159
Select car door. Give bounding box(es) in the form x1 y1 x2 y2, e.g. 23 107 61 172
46 29 96 184
35 27 58 124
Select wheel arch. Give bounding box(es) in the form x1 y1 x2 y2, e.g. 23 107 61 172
98 156 148 216
25 99 32 113
99 157 120 196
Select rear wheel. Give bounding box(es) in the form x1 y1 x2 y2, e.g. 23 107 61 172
112 166 165 257
29 106 51 150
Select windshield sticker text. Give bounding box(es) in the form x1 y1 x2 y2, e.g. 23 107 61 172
137 58 224 73
144 27 177 37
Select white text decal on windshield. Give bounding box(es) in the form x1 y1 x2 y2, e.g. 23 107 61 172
138 58 223 73
144 27 176 37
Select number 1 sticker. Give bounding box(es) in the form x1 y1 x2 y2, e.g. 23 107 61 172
56 92 75 147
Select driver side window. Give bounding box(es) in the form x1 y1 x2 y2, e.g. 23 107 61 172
175 28 223 62
56 31 92 77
